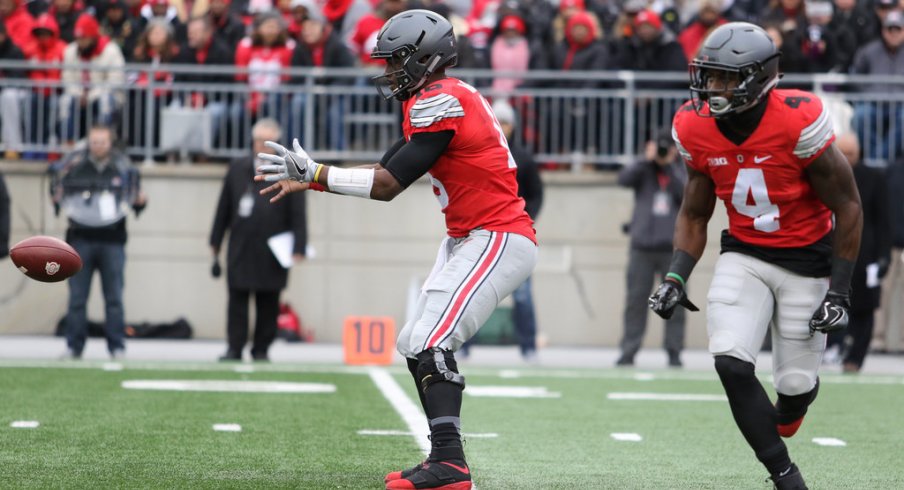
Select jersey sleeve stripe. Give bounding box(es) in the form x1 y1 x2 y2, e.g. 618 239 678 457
794 108 833 158
409 94 465 128
672 126 692 161
412 93 455 110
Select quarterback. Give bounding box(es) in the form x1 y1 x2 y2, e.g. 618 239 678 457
649 23 863 489
254 10 537 490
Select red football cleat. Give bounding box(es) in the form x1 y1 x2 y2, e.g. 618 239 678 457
385 461 425 483
385 460 471 490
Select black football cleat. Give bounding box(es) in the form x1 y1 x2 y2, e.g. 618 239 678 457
769 464 808 490
384 460 471 490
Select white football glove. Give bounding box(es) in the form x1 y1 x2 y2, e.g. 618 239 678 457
257 138 321 183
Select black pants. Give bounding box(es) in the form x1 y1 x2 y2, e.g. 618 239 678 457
227 288 280 357
844 310 875 368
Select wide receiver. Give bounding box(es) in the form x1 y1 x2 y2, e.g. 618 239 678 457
254 10 537 490
649 23 862 489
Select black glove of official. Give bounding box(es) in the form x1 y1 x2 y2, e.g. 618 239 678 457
809 291 850 334
211 258 222 279
648 279 699 320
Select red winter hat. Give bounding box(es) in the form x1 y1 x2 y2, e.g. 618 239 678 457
32 13 61 37
499 15 526 35
633 9 662 30
74 13 100 38
559 0 585 12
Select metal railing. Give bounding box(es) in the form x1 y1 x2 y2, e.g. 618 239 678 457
3 61 904 167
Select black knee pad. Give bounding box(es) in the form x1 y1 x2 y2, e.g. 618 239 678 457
777 377 820 418
416 348 465 392
714 355 756 384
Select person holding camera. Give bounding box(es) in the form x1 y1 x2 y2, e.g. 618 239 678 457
616 130 687 367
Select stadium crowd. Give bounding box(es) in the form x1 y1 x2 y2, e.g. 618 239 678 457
1 0 904 159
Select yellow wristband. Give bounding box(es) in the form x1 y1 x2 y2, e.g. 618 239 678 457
313 163 324 183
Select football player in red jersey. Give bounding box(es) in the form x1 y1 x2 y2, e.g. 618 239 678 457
254 10 537 490
649 23 863 489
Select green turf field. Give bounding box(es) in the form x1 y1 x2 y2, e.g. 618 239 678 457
0 362 902 489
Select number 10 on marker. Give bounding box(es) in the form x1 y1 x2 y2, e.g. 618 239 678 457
342 316 396 365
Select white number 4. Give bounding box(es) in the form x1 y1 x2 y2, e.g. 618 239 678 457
731 168 780 232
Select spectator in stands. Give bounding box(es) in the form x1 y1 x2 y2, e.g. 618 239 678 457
677 0 727 61
289 0 353 149
47 0 81 42
552 0 594 44
60 13 125 144
126 19 180 150
616 130 687 368
828 133 891 373
851 9 904 161
139 0 186 43
495 99 543 362
24 0 49 16
0 21 26 160
25 13 66 150
233 11 295 142
207 0 245 49
490 12 548 93
174 15 233 150
210 118 307 362
764 21 808 72
350 0 406 66
321 0 369 48
614 9 686 72
51 124 147 360
830 0 877 51
101 0 143 55
760 0 807 36
169 0 208 23
784 0 856 73
1 0 36 49
0 170 8 260
871 0 897 41
611 0 646 42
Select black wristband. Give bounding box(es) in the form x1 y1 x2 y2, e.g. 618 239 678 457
667 249 698 286
829 256 855 294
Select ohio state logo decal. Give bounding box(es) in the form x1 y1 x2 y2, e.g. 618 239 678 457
45 261 61 276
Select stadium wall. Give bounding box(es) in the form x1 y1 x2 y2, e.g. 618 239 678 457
0 161 730 349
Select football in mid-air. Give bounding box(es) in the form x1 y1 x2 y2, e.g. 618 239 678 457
10 236 83 283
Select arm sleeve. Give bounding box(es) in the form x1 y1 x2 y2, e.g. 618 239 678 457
289 190 308 256
379 137 406 167
383 131 455 188
517 154 543 220
617 161 646 189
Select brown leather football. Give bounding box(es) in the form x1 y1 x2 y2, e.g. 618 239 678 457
10 236 83 283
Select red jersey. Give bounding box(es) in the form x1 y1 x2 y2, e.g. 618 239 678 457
672 89 835 248
401 77 536 242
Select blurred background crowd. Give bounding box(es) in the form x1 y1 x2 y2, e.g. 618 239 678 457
3 0 904 165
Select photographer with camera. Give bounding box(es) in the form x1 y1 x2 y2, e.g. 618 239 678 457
615 129 687 367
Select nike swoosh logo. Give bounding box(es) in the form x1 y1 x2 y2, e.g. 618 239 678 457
439 462 470 475
754 155 772 163
387 35 399 41
779 467 792 477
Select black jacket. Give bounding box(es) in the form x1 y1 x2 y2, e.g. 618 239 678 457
174 37 235 85
0 36 27 79
0 172 9 259
209 159 308 292
290 32 355 85
513 143 543 220
889 162 904 248
551 40 611 88
618 159 686 251
851 164 891 312
209 12 246 50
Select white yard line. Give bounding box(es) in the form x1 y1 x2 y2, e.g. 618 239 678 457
10 420 40 428
607 392 727 402
121 380 336 393
812 437 847 447
610 433 643 442
212 424 242 432
367 367 430 454
358 429 498 438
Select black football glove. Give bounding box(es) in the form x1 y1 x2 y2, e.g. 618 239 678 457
648 279 699 320
809 291 850 334
211 258 222 279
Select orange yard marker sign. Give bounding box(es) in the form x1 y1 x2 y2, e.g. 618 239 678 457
343 316 396 365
